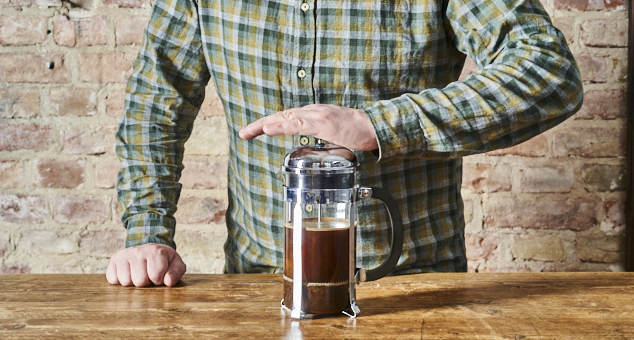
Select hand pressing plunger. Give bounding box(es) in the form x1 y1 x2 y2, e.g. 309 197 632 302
239 104 379 151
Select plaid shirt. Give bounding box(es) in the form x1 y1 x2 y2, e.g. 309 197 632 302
116 0 582 274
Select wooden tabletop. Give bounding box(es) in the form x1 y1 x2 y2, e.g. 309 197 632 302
0 273 633 339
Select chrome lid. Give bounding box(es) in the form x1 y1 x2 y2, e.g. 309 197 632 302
281 140 358 175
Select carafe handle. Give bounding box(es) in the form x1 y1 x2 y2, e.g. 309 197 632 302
359 187 404 282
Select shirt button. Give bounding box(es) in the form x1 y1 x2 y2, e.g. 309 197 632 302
300 2 310 12
299 136 310 145
297 69 306 78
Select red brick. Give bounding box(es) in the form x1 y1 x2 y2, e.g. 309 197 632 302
477 266 531 273
0 194 48 223
576 235 624 263
101 0 145 7
33 0 61 6
53 15 74 46
519 166 573 193
199 84 225 117
115 16 147 46
61 126 116 155
461 163 511 193
54 195 108 224
0 264 30 273
54 15 107 47
0 16 47 46
35 158 85 188
79 53 134 83
106 89 125 118
0 231 9 257
0 0 31 6
174 231 225 261
486 134 548 157
553 0 626 11
0 160 23 189
79 230 125 256
49 88 97 116
42 264 82 273
458 55 478 82
463 197 474 225
513 236 565 262
175 197 226 224
576 55 609 83
552 17 575 44
0 88 39 118
95 161 120 189
484 196 598 231
20 230 77 254
112 195 121 222
0 53 71 83
581 19 627 47
181 160 228 189
465 233 497 261
574 90 626 120
612 54 627 83
184 124 230 155
604 200 625 227
552 126 625 158
543 262 617 272
581 164 625 192
0 124 54 151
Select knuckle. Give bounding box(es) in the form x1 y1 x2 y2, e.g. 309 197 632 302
279 110 294 119
130 246 142 257
145 243 160 252
294 118 307 129
147 271 163 283
156 247 169 258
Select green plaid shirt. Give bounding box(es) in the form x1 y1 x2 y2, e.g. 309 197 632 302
116 0 582 274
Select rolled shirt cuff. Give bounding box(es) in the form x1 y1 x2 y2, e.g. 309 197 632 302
124 212 177 250
362 94 427 162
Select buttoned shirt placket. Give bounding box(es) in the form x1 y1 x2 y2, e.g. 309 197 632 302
291 0 316 147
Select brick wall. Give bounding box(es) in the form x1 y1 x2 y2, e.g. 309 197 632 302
0 0 627 274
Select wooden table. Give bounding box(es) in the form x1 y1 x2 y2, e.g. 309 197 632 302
0 273 633 339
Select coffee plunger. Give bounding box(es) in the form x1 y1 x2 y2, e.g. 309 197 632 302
280 139 404 319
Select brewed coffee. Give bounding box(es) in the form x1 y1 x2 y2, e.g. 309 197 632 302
283 217 350 314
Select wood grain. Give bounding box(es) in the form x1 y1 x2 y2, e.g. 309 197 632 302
0 273 633 339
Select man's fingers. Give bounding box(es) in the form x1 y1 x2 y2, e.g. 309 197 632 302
239 108 323 139
147 249 170 286
163 253 187 287
116 260 133 287
130 258 152 287
106 262 120 285
106 243 186 287
239 111 294 139
261 118 319 137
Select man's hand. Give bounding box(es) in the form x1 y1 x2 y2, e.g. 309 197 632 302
239 104 379 151
106 243 186 287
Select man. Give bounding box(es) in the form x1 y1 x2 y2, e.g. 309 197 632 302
107 0 583 287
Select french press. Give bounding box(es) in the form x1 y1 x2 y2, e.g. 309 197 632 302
280 139 404 319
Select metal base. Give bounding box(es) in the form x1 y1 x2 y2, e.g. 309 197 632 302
281 299 358 319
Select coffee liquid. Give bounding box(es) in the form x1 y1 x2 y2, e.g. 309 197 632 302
283 217 350 314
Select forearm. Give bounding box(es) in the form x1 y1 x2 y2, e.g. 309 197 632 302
115 0 210 249
364 0 583 161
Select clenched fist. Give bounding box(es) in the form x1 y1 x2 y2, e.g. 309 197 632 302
106 243 186 287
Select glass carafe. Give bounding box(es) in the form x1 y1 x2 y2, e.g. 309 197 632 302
280 140 403 319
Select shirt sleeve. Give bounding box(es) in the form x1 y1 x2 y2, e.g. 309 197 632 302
115 0 210 250
363 0 583 161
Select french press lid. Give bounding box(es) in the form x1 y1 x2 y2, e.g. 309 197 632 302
281 139 358 190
